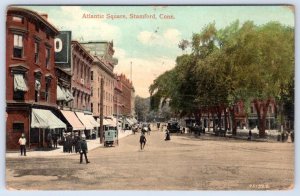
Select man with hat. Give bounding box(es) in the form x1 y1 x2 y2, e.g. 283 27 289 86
18 133 26 156
79 135 90 164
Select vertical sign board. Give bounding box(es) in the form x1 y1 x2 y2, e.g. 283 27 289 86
55 31 71 68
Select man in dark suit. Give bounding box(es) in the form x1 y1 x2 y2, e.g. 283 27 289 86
79 135 90 164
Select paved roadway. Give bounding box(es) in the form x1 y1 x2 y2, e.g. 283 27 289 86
6 130 294 190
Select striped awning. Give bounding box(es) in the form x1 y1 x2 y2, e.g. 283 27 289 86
14 74 28 92
31 108 66 129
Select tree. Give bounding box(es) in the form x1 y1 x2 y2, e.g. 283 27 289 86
135 96 150 122
178 39 190 52
149 21 294 138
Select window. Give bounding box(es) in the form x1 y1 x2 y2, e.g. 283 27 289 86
91 87 93 96
34 79 41 102
98 88 100 98
98 103 100 113
45 79 50 102
13 122 24 132
13 34 23 58
13 74 27 100
34 42 39 64
45 48 50 67
12 16 24 23
91 71 93 80
13 91 24 100
91 103 93 113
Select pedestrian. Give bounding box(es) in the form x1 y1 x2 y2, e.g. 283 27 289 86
47 132 52 148
165 129 171 141
52 134 58 149
18 133 26 156
62 133 67 152
66 133 72 153
248 129 252 140
291 131 294 143
72 134 76 152
287 131 292 143
281 131 285 142
147 124 151 135
79 135 90 164
75 133 80 153
139 133 147 150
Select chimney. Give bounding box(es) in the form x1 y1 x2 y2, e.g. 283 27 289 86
40 14 48 20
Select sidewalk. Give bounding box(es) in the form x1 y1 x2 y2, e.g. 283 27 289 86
6 130 132 158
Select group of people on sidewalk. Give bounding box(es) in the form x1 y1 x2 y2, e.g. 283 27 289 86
17 133 90 164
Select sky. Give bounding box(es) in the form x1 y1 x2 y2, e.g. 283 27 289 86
20 5 295 98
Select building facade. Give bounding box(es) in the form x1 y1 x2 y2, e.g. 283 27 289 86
70 41 93 113
6 7 62 149
113 74 134 117
81 41 117 118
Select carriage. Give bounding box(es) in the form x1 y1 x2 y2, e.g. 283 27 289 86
104 126 118 147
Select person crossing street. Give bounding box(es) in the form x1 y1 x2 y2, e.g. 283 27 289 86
139 133 147 150
79 135 90 164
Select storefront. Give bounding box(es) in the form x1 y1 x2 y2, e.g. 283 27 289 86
60 110 85 135
30 108 66 148
75 112 94 139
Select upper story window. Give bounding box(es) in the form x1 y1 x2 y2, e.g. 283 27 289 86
34 79 41 102
45 79 51 102
45 48 50 67
12 16 24 23
91 71 93 81
13 74 28 101
34 42 39 64
13 34 23 58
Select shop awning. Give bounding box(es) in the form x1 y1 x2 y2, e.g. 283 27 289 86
31 108 66 129
61 87 73 102
60 110 85 130
14 74 28 91
132 118 138 124
57 85 66 101
75 112 94 130
65 89 74 101
97 118 111 126
125 118 134 125
85 115 100 127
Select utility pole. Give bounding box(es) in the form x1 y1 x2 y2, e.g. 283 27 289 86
99 78 104 144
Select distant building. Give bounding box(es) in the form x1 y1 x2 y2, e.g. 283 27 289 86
6 7 64 149
113 74 134 117
81 41 117 118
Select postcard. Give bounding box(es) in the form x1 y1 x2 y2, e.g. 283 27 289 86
5 5 294 190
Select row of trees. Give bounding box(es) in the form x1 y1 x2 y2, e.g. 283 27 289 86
135 95 172 122
149 20 294 137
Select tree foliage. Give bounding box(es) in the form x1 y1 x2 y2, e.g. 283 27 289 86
149 20 294 137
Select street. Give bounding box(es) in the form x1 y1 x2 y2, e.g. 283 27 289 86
6 130 294 190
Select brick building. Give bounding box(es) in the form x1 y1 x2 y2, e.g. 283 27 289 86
81 41 117 118
113 74 134 117
70 41 93 113
6 7 65 149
